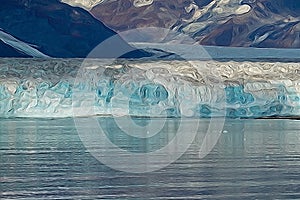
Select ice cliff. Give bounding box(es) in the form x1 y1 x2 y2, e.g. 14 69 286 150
0 58 299 118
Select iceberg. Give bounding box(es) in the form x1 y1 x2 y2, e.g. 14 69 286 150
0 57 299 118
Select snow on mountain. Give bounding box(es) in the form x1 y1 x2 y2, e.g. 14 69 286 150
0 29 50 58
87 0 300 48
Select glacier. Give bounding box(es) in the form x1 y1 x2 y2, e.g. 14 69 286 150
0 58 299 118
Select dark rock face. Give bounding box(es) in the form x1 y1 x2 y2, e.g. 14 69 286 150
91 0 300 48
91 0 195 32
0 41 31 57
0 0 149 58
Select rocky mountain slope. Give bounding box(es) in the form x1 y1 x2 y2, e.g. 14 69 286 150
0 0 148 58
88 0 300 48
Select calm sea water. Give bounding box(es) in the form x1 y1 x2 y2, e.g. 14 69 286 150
1 117 300 199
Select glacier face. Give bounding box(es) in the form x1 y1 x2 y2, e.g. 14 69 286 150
0 58 299 118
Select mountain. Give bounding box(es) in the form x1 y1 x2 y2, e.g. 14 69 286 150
0 40 31 58
0 0 149 58
60 0 103 10
1 0 298 58
90 0 300 48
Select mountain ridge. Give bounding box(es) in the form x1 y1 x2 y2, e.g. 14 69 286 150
89 0 300 48
0 0 149 58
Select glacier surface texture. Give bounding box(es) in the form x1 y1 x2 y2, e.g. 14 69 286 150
0 58 299 118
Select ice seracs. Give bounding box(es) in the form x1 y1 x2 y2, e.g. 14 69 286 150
0 57 299 118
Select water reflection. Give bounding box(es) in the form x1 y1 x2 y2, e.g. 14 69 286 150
1 118 300 199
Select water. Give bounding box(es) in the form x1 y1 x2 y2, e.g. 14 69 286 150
1 117 300 199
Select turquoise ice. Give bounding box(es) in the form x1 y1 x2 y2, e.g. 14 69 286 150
0 58 299 118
